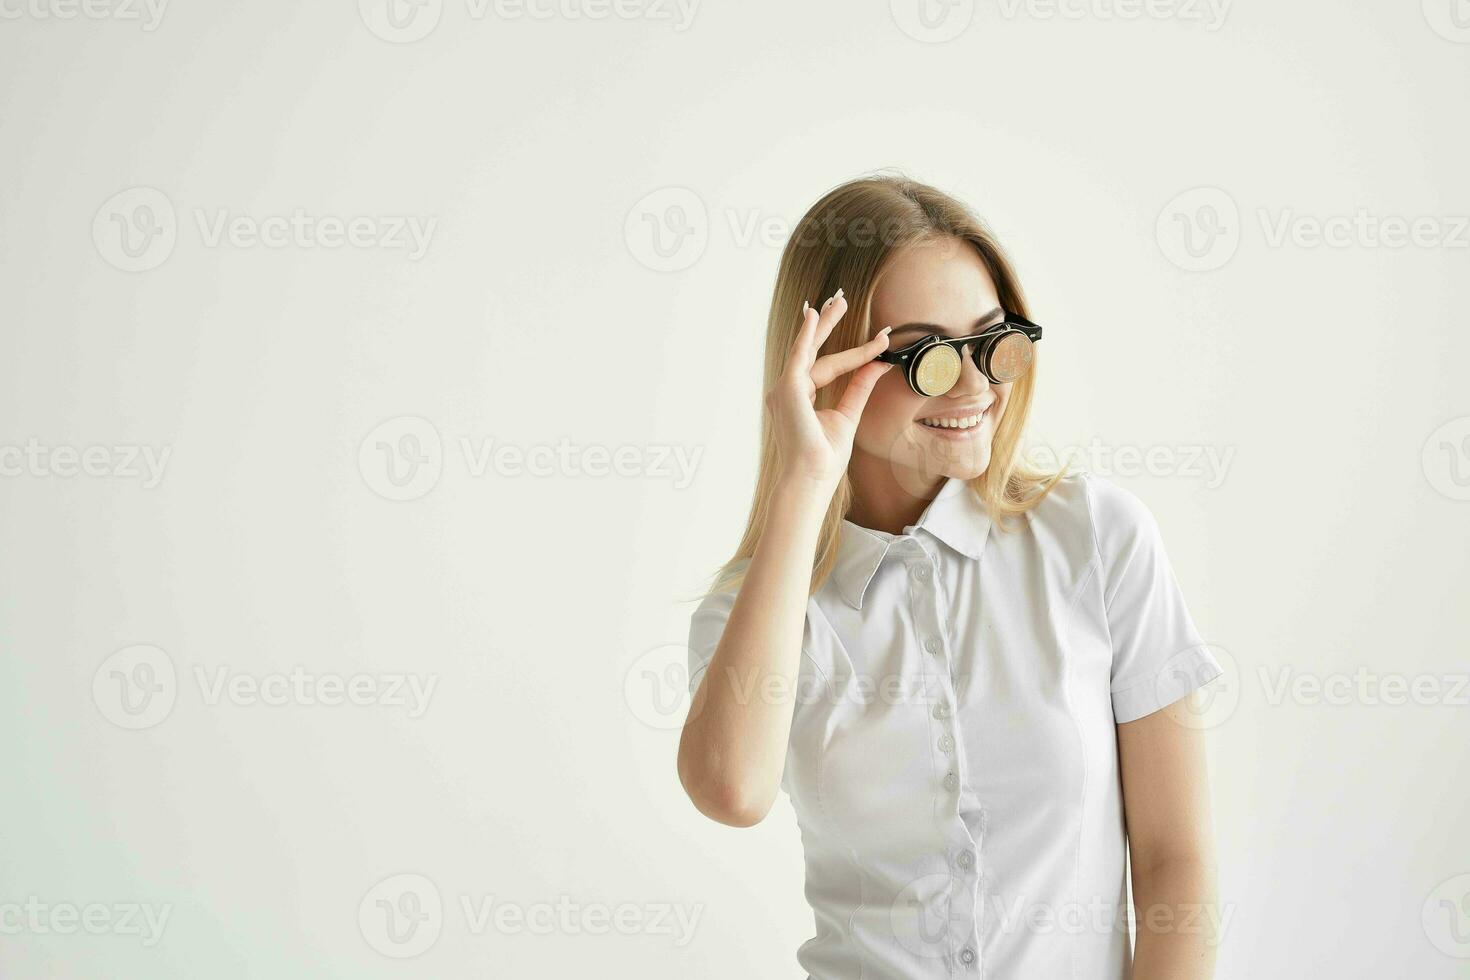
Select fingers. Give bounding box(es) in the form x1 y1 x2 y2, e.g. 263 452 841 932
811 288 847 353
811 326 892 390
789 289 848 372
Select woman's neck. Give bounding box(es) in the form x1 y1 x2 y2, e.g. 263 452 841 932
845 450 946 536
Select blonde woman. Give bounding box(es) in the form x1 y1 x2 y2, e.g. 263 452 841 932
677 173 1224 979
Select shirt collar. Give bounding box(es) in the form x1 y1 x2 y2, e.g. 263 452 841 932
830 475 994 611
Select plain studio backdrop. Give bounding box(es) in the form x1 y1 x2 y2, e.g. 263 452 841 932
1 1 1467 977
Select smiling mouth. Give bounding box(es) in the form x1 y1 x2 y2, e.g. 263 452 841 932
917 406 990 430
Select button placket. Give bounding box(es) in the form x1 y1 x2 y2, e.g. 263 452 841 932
908 547 958 796
910 538 985 968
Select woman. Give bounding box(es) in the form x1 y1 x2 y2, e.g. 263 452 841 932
676 173 1224 979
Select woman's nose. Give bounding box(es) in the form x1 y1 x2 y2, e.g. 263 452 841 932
949 344 990 394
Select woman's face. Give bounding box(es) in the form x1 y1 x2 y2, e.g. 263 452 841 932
851 237 1013 497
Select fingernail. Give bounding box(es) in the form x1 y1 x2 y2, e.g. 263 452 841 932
880 326 892 335
835 287 844 299
802 300 810 314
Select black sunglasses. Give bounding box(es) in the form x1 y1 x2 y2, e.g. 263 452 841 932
875 312 1043 396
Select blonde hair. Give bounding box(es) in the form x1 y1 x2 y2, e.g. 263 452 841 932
692 171 1067 602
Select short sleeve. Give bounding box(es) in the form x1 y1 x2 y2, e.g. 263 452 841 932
687 582 739 697
1085 474 1224 724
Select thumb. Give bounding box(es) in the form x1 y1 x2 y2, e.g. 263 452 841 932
833 360 892 423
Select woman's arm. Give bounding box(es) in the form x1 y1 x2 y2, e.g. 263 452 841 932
677 482 828 827
1118 696 1221 979
676 291 892 828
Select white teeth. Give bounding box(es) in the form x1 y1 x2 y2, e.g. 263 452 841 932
919 410 985 429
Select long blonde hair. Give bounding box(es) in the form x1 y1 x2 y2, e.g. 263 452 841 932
693 171 1067 601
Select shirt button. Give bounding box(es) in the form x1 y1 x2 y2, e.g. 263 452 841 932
959 946 977 966
924 636 941 655
932 702 951 719
957 850 975 870
938 733 954 753
910 563 930 581
943 771 959 792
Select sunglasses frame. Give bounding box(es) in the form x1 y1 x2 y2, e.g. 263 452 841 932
875 312 1043 394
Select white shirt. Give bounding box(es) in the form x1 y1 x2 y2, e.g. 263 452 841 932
687 471 1223 979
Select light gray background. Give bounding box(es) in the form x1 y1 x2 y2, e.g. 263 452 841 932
1 1 1468 977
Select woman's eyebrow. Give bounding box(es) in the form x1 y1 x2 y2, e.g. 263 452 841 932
888 306 1004 341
